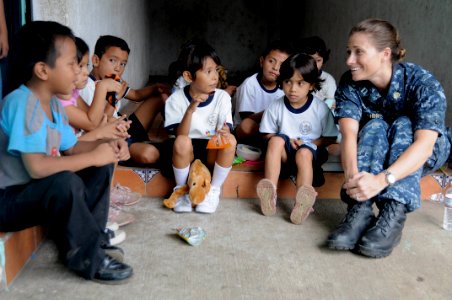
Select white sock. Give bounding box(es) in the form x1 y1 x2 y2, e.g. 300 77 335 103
211 162 232 187
173 165 190 186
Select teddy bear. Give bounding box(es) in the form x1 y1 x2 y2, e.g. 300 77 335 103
163 159 211 209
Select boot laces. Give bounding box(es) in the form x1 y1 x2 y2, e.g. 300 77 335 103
340 203 369 228
375 202 399 235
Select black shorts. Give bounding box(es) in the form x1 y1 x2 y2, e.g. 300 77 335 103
125 113 149 145
118 113 162 167
159 138 210 178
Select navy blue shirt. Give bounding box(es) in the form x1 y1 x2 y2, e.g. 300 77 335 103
335 62 447 137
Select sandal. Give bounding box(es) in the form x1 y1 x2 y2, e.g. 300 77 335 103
256 179 277 216
290 185 317 225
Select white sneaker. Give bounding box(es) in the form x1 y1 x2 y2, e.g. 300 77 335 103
107 228 126 246
196 186 221 213
106 222 119 232
173 187 193 213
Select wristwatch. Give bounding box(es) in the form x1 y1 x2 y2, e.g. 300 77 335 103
383 170 396 185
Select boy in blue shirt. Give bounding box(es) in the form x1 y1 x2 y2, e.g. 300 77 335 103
0 21 133 284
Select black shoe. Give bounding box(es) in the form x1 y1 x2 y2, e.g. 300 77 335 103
93 255 133 284
358 200 407 258
326 200 375 250
101 244 124 262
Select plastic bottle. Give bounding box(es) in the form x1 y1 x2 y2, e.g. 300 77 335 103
442 185 452 230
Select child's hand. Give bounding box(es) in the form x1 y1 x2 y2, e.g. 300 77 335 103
91 143 120 165
192 93 209 103
99 78 123 93
290 138 303 150
96 115 131 140
186 94 208 113
108 139 131 161
153 83 171 97
217 122 231 139
115 115 131 133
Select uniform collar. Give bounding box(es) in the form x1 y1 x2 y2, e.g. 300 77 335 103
183 85 214 107
257 73 280 93
283 94 313 114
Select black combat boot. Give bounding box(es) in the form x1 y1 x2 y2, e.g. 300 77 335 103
326 199 375 250
357 200 407 258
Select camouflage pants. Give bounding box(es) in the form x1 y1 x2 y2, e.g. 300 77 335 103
355 117 449 212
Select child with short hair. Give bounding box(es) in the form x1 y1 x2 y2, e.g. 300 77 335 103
164 40 237 213
58 37 131 141
233 40 292 144
257 53 338 224
80 35 170 165
296 36 337 110
0 21 132 283
169 39 237 96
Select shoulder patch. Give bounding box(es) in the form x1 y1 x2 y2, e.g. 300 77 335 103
25 94 45 135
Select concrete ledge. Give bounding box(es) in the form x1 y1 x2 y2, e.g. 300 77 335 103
0 226 45 289
112 164 443 201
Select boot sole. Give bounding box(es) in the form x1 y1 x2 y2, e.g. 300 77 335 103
357 234 401 258
326 240 356 251
92 274 133 285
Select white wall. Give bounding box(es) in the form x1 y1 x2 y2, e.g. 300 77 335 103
32 0 151 88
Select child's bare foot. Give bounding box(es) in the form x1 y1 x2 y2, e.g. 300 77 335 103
290 185 317 225
256 179 277 216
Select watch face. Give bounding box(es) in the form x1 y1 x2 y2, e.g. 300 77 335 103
387 173 396 184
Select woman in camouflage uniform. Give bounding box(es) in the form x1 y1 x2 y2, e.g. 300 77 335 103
326 18 450 258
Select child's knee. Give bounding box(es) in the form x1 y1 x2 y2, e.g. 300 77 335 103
135 146 160 164
55 172 84 190
219 135 237 157
296 148 313 161
49 172 85 206
238 118 258 135
227 134 237 148
173 136 192 155
268 136 285 149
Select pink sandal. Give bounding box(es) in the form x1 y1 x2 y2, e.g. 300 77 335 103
290 185 317 225
256 179 277 216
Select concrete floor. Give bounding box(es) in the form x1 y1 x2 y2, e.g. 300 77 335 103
1 196 452 300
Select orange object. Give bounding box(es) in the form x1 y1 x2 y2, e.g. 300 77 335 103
206 119 230 149
105 74 121 107
206 134 231 149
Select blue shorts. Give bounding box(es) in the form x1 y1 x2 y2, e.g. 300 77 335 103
276 134 328 187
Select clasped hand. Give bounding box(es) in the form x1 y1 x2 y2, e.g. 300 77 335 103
343 171 385 201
